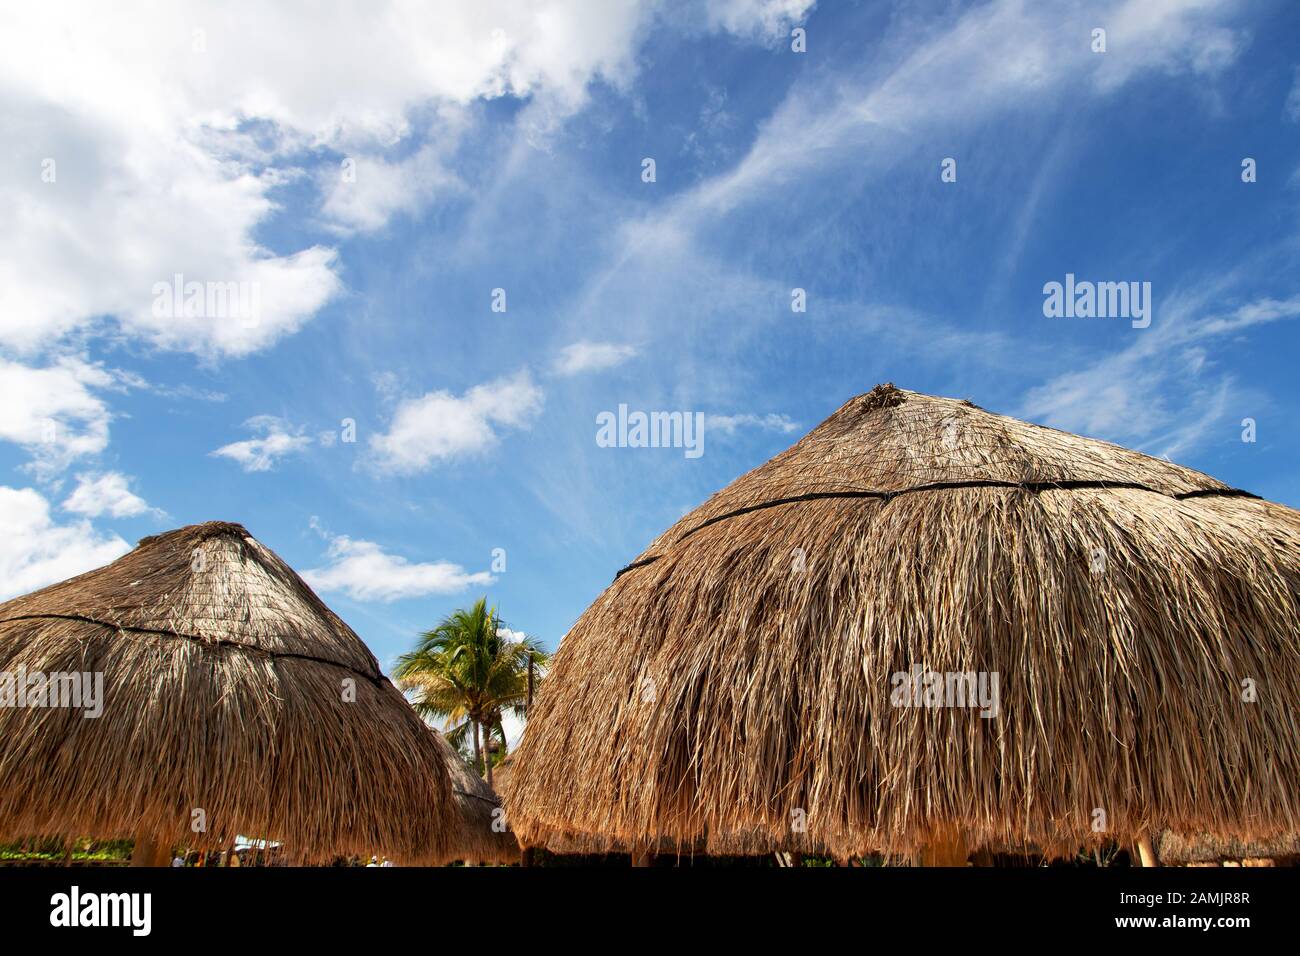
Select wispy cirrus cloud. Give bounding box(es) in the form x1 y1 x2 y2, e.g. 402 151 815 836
701 0 816 41
705 412 799 434
1284 64 1300 121
550 0 1255 405
553 341 637 376
1022 293 1300 458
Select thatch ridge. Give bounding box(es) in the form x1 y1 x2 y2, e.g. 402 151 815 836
617 384 1250 577
506 385 1300 860
0 521 455 864
1 521 380 676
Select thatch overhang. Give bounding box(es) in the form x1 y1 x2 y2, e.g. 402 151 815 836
497 753 830 858
0 521 455 864
505 384 1300 861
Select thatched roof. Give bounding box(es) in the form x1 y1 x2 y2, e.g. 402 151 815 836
492 752 515 793
0 521 455 864
431 733 519 865
505 384 1300 860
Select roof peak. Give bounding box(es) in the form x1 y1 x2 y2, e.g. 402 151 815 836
137 520 251 548
858 382 981 412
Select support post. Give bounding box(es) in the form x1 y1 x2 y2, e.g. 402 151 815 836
527 652 535 716
916 825 971 867
130 834 169 868
1135 834 1159 868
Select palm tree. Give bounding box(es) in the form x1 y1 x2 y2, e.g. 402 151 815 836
393 597 548 787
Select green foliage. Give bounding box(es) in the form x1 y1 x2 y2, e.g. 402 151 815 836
394 596 549 772
0 837 132 862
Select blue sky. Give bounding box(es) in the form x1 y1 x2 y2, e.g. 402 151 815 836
2 0 1299 697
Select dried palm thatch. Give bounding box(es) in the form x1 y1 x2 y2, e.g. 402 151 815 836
0 521 455 864
430 731 518 865
506 384 1300 861
492 752 516 794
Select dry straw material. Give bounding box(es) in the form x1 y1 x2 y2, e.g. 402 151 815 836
0 521 455 864
506 384 1300 861
432 732 519 865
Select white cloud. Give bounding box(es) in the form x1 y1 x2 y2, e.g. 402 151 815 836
370 371 543 474
303 534 494 602
62 472 158 519
0 486 129 601
0 2 864 358
211 415 312 472
497 625 530 643
0 91 342 357
705 412 799 434
0 356 117 475
553 341 637 376
320 132 466 234
703 0 816 40
0 1 669 356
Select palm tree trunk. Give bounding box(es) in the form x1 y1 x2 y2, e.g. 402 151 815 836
485 717 499 788
472 719 483 777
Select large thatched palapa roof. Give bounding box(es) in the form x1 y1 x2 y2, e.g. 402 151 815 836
506 384 1300 861
0 521 455 864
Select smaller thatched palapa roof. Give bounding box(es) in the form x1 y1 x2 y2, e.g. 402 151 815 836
0 521 455 864
431 733 518 865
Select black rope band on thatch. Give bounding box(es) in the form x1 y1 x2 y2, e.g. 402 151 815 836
612 481 1258 579
0 612 387 686
453 787 502 807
